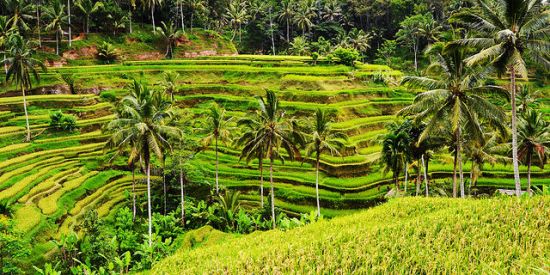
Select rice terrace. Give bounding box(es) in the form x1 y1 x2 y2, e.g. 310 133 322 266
0 0 549 273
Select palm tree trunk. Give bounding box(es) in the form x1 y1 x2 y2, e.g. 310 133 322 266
286 18 289 42
413 40 418 72
56 30 59 55
163 169 166 214
132 163 136 221
180 2 184 32
146 158 152 247
404 161 408 194
180 168 185 226
190 12 193 33
510 66 521 197
315 154 321 218
21 85 31 142
422 154 428 197
269 8 275 55
269 155 275 229
151 5 156 33
452 141 458 198
416 165 421 196
37 2 42 47
86 15 90 33
67 0 71 46
469 162 473 196
215 136 219 194
458 128 465 198
3 53 7 75
259 157 264 208
527 151 532 194
129 13 133 33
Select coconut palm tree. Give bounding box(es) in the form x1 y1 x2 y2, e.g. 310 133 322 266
159 70 179 100
4 0 35 33
451 0 550 196
278 0 295 42
75 0 103 33
516 85 541 115
305 108 346 217
399 42 508 198
0 16 11 75
225 0 248 43
142 0 163 33
201 103 233 194
381 130 409 193
185 0 205 32
293 0 316 37
239 90 300 228
321 0 342 22
43 0 67 55
237 112 267 207
105 79 181 246
463 133 509 190
3 33 46 142
156 21 181 59
517 110 549 193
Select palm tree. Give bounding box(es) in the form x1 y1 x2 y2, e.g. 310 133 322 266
464 133 508 190
5 0 35 33
399 42 508 198
3 33 46 142
321 0 342 22
185 0 205 32
66 0 72 46
225 0 248 43
105 80 181 246
142 0 163 33
305 108 346 217
381 130 409 193
278 0 295 42
452 0 549 196
0 16 11 75
44 0 67 55
156 21 182 59
239 90 300 228
237 112 267 207
201 103 233 194
75 0 103 33
517 110 549 193
516 85 541 114
159 70 179 100
293 0 316 37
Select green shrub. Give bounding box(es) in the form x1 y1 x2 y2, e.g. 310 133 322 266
310 52 319 65
332 47 360 66
99 91 117 102
96 42 119 64
49 111 77 131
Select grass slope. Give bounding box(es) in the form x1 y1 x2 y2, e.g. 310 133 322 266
151 196 550 274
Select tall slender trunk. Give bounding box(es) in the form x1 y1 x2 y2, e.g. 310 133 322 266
67 0 71 46
413 40 418 72
180 2 184 32
458 127 465 198
452 136 458 198
286 18 289 42
151 5 156 33
129 13 133 33
86 15 90 33
404 161 408 194
180 168 185 226
315 153 321 218
56 30 59 55
215 136 219 194
269 155 275 229
163 169 166 214
469 161 473 196
190 13 193 33
510 67 521 196
422 155 428 197
146 158 152 247
416 165 421 196
526 150 532 194
269 8 275 55
37 2 42 47
3 53 7 75
21 85 31 142
259 157 264 208
132 163 136 221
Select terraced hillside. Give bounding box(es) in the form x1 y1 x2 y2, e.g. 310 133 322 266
0 56 548 259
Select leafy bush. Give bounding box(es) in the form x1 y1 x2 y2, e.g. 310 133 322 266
49 111 77 131
310 52 319 65
99 91 116 102
332 47 360 66
96 42 119 63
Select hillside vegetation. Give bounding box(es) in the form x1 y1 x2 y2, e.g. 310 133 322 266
152 197 550 274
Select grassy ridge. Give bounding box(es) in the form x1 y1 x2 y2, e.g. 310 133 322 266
151 196 550 274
